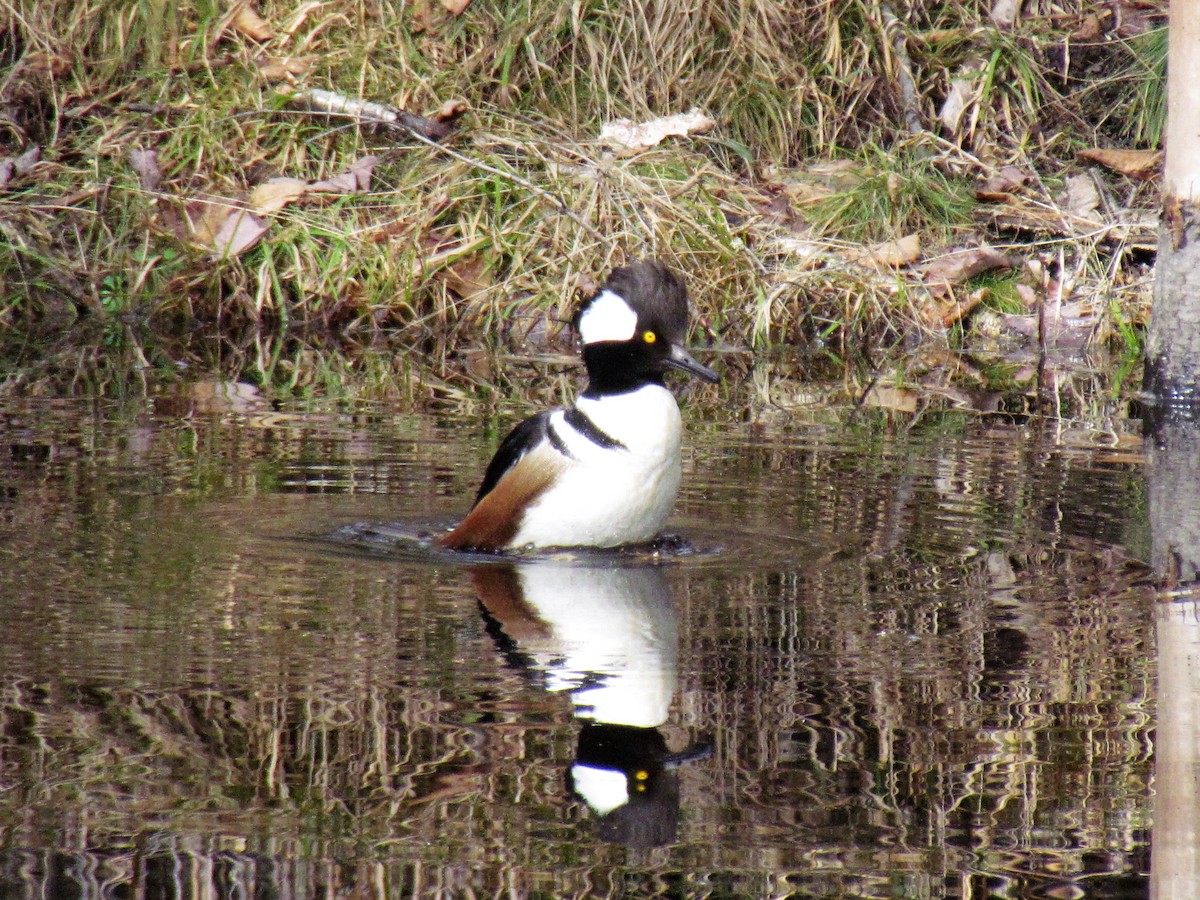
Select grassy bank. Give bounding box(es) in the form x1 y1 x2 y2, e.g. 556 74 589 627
0 0 1165 405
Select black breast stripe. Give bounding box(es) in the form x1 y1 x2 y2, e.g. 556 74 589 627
546 421 575 459
564 407 628 451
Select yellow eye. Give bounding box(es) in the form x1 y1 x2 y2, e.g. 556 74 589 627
643 330 657 344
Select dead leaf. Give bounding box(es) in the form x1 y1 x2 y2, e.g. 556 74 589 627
438 252 491 298
129 147 162 192
1001 311 1097 348
940 77 975 135
249 177 308 214
779 180 833 206
255 55 314 81
1077 147 1162 181
231 2 274 40
211 209 269 259
421 230 493 298
439 0 472 14
772 238 827 269
1111 0 1166 38
0 145 40 188
186 197 238 245
13 146 40 175
309 155 378 192
922 246 1011 300
885 173 903 203
989 0 1023 27
1062 173 1101 218
847 233 921 269
976 165 1030 200
434 99 468 123
863 384 919 413
599 109 716 154
920 287 988 330
20 51 71 79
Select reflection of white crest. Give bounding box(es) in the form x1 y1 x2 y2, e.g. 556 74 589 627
473 562 678 728
569 764 629 815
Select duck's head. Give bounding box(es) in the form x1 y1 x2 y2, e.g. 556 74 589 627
574 260 719 392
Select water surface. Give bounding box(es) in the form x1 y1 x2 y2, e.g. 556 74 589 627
0 387 1153 898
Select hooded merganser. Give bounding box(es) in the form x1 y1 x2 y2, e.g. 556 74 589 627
438 259 719 553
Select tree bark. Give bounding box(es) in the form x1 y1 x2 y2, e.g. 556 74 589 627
1146 0 1200 403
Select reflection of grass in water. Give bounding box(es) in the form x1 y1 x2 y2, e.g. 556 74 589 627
0 402 1153 893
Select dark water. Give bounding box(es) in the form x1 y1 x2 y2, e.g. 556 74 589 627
0 385 1154 898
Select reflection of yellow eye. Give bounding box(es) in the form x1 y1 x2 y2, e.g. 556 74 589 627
643 331 657 344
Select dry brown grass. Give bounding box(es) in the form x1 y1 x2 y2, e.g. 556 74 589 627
0 0 1165 400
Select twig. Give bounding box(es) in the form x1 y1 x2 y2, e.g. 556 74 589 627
401 132 608 248
291 88 608 246
297 88 453 142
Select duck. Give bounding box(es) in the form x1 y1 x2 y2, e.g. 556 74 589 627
437 259 718 552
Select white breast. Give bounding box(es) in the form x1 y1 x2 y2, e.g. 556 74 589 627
508 385 683 549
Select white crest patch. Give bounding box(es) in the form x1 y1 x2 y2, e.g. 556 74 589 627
577 290 637 344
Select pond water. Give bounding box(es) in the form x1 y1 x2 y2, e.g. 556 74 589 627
0 382 1159 898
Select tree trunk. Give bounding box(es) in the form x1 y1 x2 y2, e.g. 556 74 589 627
1146 0 1200 403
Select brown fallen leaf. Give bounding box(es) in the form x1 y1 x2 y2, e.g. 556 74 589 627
231 1 273 41
19 51 72 79
599 109 716 154
12 146 40 175
439 0 472 14
211 208 269 259
421 230 493 298
0 146 40 189
862 384 919 413
248 177 308 214
922 246 1011 300
1072 12 1105 40
439 252 491 298
1062 173 1101 218
1077 147 1162 181
1111 0 1166 38
255 54 314 81
976 165 1030 200
433 98 468 124
989 0 1023 27
918 286 989 331
129 147 162 192
186 197 239 245
847 233 921 269
309 155 378 192
1001 312 1098 348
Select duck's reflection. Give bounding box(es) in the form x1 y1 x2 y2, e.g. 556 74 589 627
469 560 710 848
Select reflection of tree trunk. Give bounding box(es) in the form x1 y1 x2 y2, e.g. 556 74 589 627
1149 424 1200 898
1148 424 1200 586
1153 603 1200 899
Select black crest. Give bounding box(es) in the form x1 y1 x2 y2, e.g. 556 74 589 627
575 259 690 343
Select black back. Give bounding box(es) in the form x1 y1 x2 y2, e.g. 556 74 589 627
470 412 550 508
